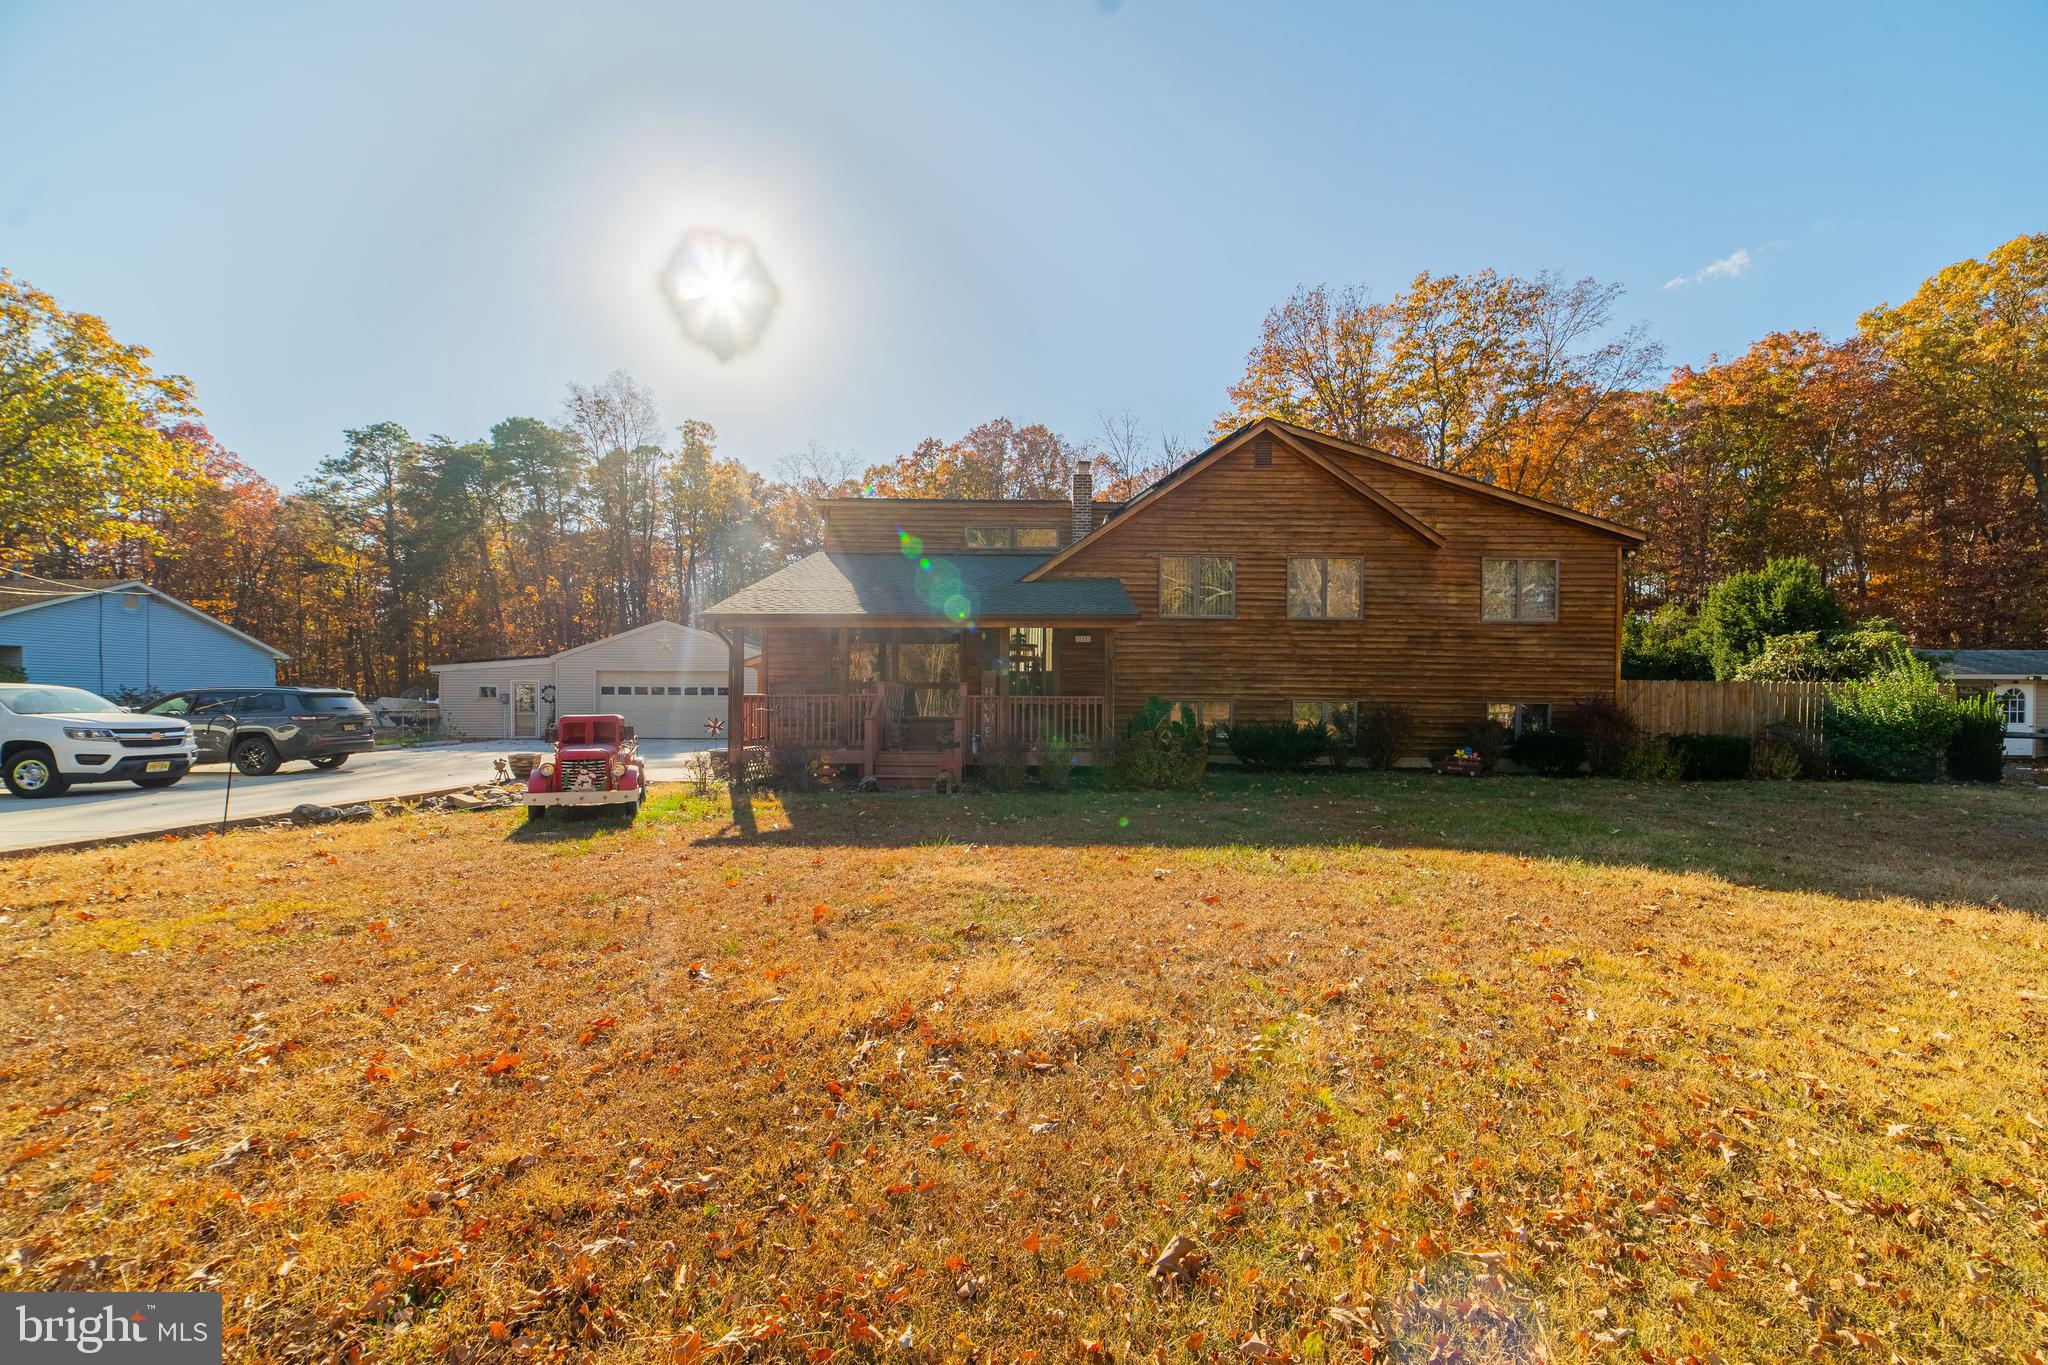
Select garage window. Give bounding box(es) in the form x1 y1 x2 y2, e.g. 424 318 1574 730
667 686 683 695
599 685 615 695
716 686 729 695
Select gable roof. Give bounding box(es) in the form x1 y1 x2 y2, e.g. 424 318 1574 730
0 577 290 660
1022 417 1642 582
1920 648 2048 679
702 552 1136 625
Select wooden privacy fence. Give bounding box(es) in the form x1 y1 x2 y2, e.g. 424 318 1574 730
1617 680 1835 743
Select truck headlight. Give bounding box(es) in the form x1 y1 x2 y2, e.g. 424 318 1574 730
64 726 119 740
537 760 554 779
609 757 625 778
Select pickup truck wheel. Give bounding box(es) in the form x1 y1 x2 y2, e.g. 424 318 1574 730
232 736 281 776
132 774 185 789
3 748 69 799
309 754 349 770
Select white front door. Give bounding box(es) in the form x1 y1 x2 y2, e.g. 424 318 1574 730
511 680 539 738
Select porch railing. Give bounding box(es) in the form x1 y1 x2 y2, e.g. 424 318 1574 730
1002 695 1106 753
740 693 865 749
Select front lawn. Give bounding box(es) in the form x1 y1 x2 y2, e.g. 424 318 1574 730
2 775 2043 1361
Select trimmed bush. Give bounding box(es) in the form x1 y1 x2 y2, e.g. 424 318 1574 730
1104 697 1210 790
1557 697 1638 776
1824 654 1957 782
0 663 25 684
1668 733 1752 781
1946 694 2005 784
1508 727 1588 776
1698 557 1846 679
1353 703 1416 770
1037 734 1075 792
978 733 1031 792
1226 720 1331 772
1620 736 1684 780
1748 732 1806 780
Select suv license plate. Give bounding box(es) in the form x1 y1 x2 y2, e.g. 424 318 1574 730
145 761 170 773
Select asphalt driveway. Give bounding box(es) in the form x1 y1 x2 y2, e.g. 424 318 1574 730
0 740 719 854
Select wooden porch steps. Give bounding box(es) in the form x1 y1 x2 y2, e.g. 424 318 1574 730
871 750 959 790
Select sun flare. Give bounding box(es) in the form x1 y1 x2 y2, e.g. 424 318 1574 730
660 229 779 361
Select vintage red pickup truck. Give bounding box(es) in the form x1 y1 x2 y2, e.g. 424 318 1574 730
524 714 647 822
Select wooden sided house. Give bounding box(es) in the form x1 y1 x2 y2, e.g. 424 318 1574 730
702 419 1644 786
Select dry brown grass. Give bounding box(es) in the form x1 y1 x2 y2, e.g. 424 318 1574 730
2 774 2045 1364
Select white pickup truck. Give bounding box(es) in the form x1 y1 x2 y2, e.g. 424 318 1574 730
0 683 197 798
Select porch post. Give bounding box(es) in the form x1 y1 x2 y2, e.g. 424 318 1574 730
722 626 746 784
1103 629 1116 745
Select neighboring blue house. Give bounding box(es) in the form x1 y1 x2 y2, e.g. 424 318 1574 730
0 577 287 699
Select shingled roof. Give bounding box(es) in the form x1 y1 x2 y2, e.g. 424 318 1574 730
1920 649 2048 678
703 553 1136 625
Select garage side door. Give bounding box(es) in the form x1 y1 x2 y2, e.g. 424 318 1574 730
595 670 729 738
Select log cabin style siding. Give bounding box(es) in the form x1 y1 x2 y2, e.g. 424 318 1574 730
1041 429 1628 748
705 418 1637 774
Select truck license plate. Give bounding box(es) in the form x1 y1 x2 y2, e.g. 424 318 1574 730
146 761 170 773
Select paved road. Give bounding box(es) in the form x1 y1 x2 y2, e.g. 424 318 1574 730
0 740 719 854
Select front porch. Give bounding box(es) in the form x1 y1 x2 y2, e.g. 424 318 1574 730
725 625 1117 788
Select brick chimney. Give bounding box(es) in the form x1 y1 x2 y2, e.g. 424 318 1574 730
1070 459 1094 545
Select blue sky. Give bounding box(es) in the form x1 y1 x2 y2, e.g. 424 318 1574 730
3 1 2044 486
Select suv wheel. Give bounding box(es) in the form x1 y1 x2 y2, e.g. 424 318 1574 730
232 736 281 776
3 748 69 799
310 754 349 770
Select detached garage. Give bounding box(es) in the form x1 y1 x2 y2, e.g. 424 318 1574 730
430 621 754 741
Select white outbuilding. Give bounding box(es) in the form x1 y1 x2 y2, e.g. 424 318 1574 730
430 621 754 741
1924 648 2048 758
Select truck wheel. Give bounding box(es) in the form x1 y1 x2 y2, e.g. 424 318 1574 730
132 773 185 789
232 736 281 776
3 748 69 799
526 805 547 823
310 754 349 770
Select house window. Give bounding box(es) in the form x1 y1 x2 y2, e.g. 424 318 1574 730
1481 558 1559 622
2000 688 2026 728
1487 702 1551 737
1287 557 1364 619
1293 699 1358 737
1160 555 1236 618
1172 699 1233 737
1016 527 1059 550
479 685 499 700
964 526 1012 549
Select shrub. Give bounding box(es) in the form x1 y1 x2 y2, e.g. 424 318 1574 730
1456 718 1512 776
0 663 25 684
1353 703 1415 770
1945 694 2005 784
1668 733 1753 781
1104 697 1210 790
1620 736 1684 780
1037 734 1074 792
978 733 1032 792
1824 653 1958 783
1557 697 1637 776
1226 720 1331 772
1508 727 1588 776
1622 605 1715 680
768 742 820 792
1748 732 1806 780
1699 558 1847 679
1733 622 1913 682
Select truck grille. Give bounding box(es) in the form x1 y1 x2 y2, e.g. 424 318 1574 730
115 729 186 749
559 758 609 790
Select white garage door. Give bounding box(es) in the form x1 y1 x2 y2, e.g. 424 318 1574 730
595 670 729 738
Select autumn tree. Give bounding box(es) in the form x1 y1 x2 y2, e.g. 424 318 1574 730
1861 233 2048 520
0 270 203 569
863 418 1085 499
1221 270 1659 499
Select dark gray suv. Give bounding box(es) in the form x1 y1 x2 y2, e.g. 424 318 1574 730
145 688 376 775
